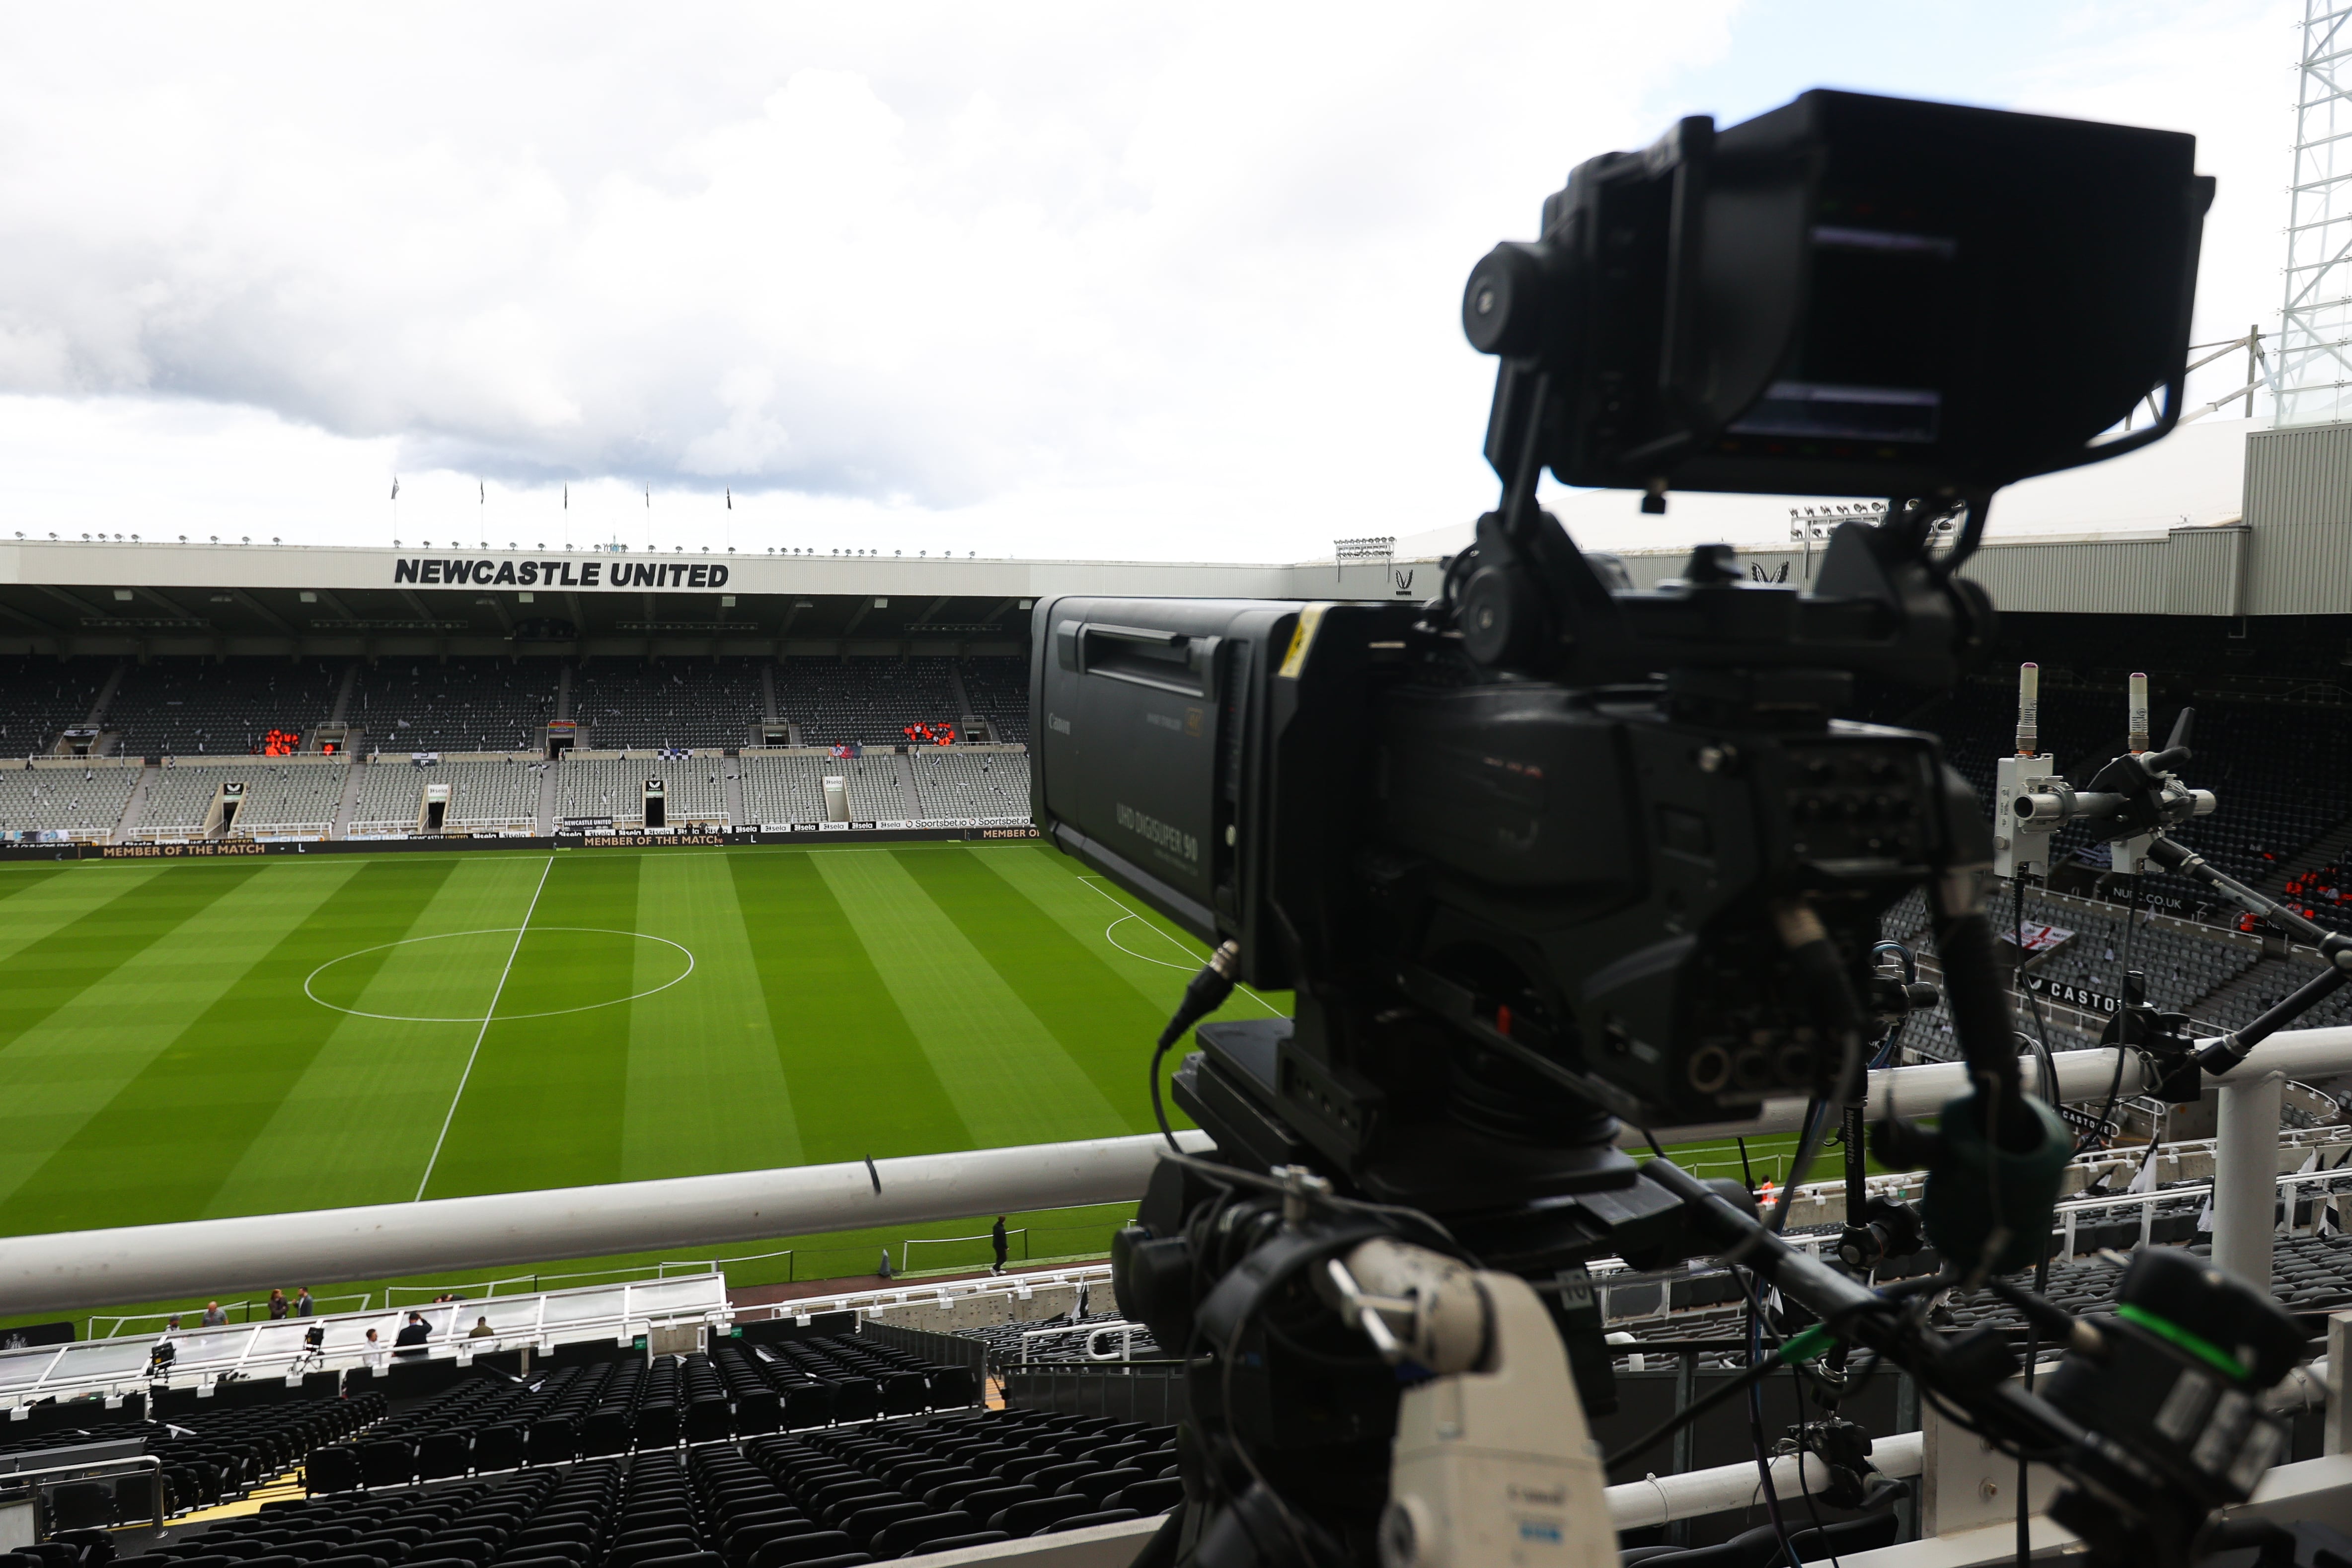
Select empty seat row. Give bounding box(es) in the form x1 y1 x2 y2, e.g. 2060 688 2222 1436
304 1341 980 1491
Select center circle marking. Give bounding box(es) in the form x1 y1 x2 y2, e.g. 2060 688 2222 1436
303 926 696 1022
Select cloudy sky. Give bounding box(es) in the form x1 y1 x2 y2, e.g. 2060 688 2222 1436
0 1 2301 562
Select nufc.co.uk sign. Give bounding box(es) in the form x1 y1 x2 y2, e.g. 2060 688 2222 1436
393 556 733 589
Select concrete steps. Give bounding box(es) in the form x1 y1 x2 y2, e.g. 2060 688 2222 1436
330 757 366 840
111 762 159 842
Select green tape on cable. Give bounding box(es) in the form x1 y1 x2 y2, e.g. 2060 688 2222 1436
1776 1323 1838 1365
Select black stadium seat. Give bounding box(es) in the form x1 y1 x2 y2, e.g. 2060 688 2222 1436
745 1535 854 1568
1042 1509 1141 1534
357 1441 414 1489
48 1484 113 1532
868 1515 977 1558
1117 1477 1183 1513
306 1447 363 1495
992 1495 1093 1536
416 1431 470 1480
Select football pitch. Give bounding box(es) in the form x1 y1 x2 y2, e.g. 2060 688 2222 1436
0 842 1278 1294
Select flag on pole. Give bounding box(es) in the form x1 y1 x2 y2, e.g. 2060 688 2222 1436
479 481 485 505
726 487 732 510
390 477 400 501
563 484 568 510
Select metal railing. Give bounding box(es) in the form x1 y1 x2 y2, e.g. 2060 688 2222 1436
732 1264 1114 1328
1016 1321 1150 1364
0 1453 164 1534
1 1273 731 1410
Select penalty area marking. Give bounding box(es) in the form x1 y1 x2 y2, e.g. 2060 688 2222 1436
1075 875 1282 1017
304 926 696 1022
1105 914 1196 971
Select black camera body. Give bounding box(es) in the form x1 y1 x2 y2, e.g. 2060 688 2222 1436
1034 586 1975 1174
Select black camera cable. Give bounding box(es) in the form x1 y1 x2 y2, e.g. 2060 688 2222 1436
2075 873 2143 1154
1759 900 1865 1236
1149 940 1242 1152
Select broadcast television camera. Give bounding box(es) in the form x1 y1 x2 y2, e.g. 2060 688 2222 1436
1030 90 2306 1568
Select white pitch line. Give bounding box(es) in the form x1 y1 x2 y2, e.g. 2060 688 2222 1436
1074 875 1283 1017
414 855 555 1201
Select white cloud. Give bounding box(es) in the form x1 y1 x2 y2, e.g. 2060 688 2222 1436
0 1 2306 563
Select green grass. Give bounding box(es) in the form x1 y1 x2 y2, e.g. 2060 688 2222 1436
0 840 1300 1327
0 839 1854 1335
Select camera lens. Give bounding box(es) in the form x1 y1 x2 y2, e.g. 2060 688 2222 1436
1732 1048 1772 1093
1775 1044 1817 1084
1686 1044 1733 1094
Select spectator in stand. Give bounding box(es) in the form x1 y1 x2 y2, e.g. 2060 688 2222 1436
296 1287 314 1317
468 1316 495 1339
991 1215 1009 1275
267 1289 289 1320
393 1312 431 1359
201 1301 227 1327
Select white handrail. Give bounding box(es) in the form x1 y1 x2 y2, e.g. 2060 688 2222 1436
0 1130 1210 1316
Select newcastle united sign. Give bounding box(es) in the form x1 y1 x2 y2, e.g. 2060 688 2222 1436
393 556 733 589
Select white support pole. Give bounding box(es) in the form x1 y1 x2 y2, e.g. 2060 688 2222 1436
2330 1314 2352 1457
2214 1071 2285 1291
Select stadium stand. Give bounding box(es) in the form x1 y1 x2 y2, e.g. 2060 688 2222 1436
350 757 433 836
557 755 729 829
109 658 343 758
136 756 350 839
130 1389 1179 1563
555 755 644 825
955 658 1030 746
7 1393 385 1521
0 654 109 755
910 750 1030 823
1881 882 2278 1060
576 659 766 750
738 753 832 827
439 756 545 831
774 659 962 749
838 756 911 822
232 758 350 834
351 660 559 753
0 759 139 840
655 759 732 827
133 762 232 838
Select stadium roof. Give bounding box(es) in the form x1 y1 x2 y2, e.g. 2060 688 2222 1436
0 539 1427 658
6 421 2352 658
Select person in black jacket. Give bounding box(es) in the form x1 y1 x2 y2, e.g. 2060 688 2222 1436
990 1216 1009 1275
393 1312 431 1359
